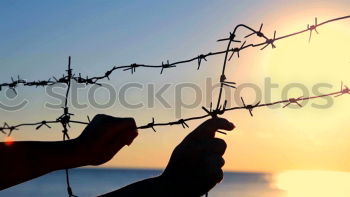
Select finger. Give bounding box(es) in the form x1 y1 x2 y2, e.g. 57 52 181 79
121 117 138 130
195 165 223 195
198 154 225 171
108 117 137 130
187 118 235 140
203 155 225 182
181 138 227 159
206 154 225 168
107 118 138 145
204 138 227 156
103 117 137 134
94 114 137 129
108 129 139 146
200 155 225 184
213 168 224 183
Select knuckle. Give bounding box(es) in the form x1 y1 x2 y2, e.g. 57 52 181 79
219 157 225 167
205 118 230 131
203 118 218 128
217 169 224 182
94 114 104 120
212 138 227 154
94 114 114 123
215 138 227 148
124 117 137 128
134 130 139 138
220 140 227 152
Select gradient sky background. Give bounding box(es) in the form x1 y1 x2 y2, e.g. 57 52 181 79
1 0 350 173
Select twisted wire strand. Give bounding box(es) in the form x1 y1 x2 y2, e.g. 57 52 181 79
1 15 349 91
0 86 348 132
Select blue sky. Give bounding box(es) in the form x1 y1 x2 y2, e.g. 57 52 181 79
0 0 268 76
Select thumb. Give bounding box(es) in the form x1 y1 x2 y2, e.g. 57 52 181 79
186 118 235 140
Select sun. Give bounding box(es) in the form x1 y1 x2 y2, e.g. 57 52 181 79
4 136 14 146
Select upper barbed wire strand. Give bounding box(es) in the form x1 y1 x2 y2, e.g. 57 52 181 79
0 15 349 90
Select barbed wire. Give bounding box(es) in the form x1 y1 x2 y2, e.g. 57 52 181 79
1 84 347 134
1 15 350 197
2 15 349 93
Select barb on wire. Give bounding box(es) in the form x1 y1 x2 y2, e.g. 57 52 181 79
53 75 68 83
84 76 100 86
202 101 228 135
123 64 138 74
216 100 228 116
282 96 304 108
202 102 217 118
261 31 277 50
1 123 10 135
241 97 261 117
220 74 237 89
57 108 74 140
245 23 265 38
335 81 350 97
0 128 5 135
308 17 319 42
1 122 18 136
177 119 189 129
74 73 85 84
160 60 176 74
7 76 25 95
138 118 157 132
202 100 227 119
105 69 113 80
36 121 52 130
197 54 207 70
228 41 247 61
217 32 241 43
74 74 101 86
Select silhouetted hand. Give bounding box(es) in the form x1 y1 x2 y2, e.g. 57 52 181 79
161 118 235 196
1 114 138 190
75 114 138 166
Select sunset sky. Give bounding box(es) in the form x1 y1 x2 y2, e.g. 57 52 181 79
1 0 350 176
